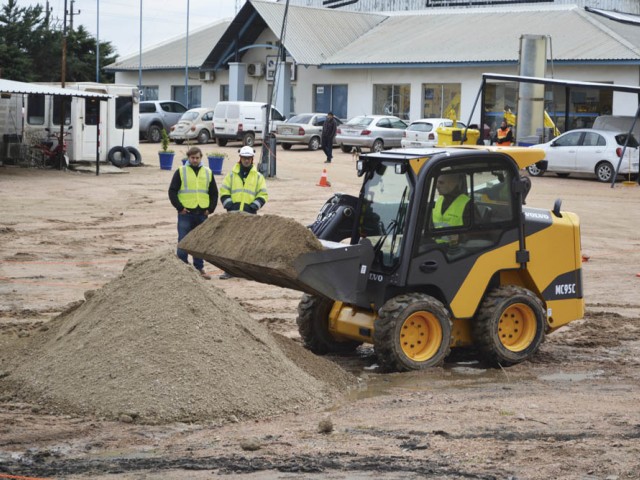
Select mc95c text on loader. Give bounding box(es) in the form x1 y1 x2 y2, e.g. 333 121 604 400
186 146 584 372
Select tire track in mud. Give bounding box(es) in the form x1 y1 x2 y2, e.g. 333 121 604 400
0 453 505 479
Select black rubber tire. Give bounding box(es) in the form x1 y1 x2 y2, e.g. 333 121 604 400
341 145 351 153
281 143 292 150
526 164 545 177
147 125 162 143
556 173 570 178
473 285 546 367
174 139 185 145
242 132 255 147
373 293 452 372
308 136 321 151
126 146 142 166
108 146 131 167
296 294 361 355
197 129 210 144
595 161 614 183
217 138 228 147
371 139 384 153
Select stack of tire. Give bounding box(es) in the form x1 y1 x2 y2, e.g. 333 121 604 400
108 146 142 168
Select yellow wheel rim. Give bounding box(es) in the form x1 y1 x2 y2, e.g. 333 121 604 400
499 303 537 352
400 311 443 362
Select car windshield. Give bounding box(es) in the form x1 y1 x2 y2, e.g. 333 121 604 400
408 123 434 132
181 112 199 121
287 114 312 124
346 116 372 128
360 161 412 270
615 133 639 148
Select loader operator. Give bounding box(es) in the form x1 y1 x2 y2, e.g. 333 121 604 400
432 172 470 233
218 145 269 279
168 146 218 280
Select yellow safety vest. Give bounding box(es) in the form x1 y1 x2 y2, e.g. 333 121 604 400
220 163 268 211
177 165 212 210
432 194 469 228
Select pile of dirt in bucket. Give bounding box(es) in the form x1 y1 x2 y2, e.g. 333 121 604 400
0 251 354 424
178 214 324 290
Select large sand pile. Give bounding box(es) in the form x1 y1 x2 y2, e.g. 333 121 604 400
1 251 354 424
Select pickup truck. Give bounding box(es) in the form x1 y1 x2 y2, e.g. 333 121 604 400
139 100 187 143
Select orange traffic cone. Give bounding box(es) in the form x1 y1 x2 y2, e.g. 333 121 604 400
317 168 331 187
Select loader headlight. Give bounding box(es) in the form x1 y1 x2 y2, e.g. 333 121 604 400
357 159 365 176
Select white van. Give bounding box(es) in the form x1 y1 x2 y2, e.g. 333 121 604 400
212 101 285 147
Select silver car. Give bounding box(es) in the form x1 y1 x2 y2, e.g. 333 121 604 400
336 115 408 153
528 128 640 182
276 113 343 151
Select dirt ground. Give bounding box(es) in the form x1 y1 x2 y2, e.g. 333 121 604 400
1 141 639 480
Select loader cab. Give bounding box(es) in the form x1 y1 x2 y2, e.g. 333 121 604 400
356 150 525 309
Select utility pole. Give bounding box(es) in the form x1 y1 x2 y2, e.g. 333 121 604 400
58 0 68 170
69 0 81 31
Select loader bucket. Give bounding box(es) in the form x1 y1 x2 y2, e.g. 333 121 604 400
178 214 374 306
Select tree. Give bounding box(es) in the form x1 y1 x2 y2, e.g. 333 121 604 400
0 0 117 83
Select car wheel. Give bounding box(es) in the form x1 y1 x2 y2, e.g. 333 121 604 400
308 137 321 151
197 130 210 144
341 145 351 153
281 143 292 150
371 139 384 153
217 139 227 147
147 125 162 143
242 132 255 147
595 161 614 183
527 163 545 177
174 139 184 145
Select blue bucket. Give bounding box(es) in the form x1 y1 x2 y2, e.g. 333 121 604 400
159 152 174 170
208 155 224 175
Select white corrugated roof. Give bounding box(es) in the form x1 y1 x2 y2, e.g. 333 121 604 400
107 20 231 71
251 0 386 66
324 5 640 66
0 79 111 98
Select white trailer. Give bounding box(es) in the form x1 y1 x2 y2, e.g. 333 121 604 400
23 82 139 163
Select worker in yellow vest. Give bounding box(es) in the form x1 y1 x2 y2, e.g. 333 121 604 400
432 173 470 245
168 146 218 279
218 145 269 279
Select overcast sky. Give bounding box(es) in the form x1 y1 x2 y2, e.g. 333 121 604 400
14 0 239 58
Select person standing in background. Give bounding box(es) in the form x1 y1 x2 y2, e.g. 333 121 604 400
321 112 337 164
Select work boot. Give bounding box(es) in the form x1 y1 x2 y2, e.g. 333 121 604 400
219 272 233 280
197 269 212 280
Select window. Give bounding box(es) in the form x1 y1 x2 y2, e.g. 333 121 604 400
422 84 461 120
115 97 133 129
554 132 581 147
85 98 100 126
52 97 71 125
582 132 605 147
373 84 410 120
313 84 348 119
419 163 516 261
172 85 201 108
27 95 45 125
220 84 253 102
139 86 158 101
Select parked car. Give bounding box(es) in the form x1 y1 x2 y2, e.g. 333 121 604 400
401 118 467 148
528 128 640 182
169 107 215 144
275 113 343 151
139 100 188 143
336 115 408 153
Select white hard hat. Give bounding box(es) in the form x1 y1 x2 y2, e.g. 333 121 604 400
239 146 255 157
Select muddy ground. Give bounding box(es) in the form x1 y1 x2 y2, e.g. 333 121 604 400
0 141 639 480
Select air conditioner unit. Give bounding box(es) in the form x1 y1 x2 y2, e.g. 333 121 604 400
199 71 215 82
247 62 265 77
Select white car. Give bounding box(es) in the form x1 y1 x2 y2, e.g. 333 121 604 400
169 107 215 144
528 128 640 182
401 118 467 148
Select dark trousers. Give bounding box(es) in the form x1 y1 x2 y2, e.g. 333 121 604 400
322 139 333 162
176 211 207 270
